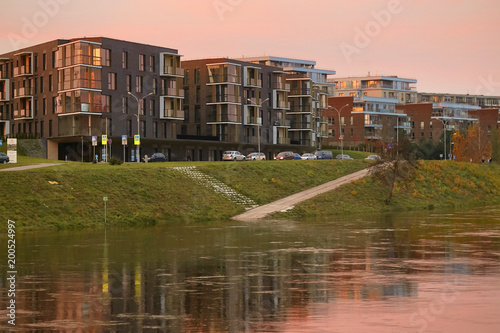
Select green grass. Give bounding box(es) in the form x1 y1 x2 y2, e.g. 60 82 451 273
272 160 500 219
0 156 65 170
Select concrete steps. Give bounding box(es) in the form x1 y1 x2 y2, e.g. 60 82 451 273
173 166 258 209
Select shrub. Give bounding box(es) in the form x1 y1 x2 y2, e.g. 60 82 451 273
109 157 123 165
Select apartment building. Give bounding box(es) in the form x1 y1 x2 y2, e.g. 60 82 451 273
334 75 418 104
241 56 336 149
418 92 500 108
325 96 410 147
0 37 185 161
181 58 298 160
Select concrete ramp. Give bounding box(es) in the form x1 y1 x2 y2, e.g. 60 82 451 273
231 168 370 222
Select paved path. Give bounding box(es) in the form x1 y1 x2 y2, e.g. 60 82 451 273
0 163 63 172
231 168 371 222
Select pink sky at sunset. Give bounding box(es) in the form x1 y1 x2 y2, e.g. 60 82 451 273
1 0 499 95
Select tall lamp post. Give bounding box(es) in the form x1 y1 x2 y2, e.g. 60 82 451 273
432 117 451 161
247 98 269 160
328 104 349 159
128 91 153 163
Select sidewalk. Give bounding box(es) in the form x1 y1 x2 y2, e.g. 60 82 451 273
0 163 63 172
231 168 371 222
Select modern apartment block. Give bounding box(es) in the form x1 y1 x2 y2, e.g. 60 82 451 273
333 75 418 104
418 92 500 108
181 58 299 160
241 56 336 148
0 37 184 161
324 96 410 147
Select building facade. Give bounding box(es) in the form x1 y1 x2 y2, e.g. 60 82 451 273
0 37 185 161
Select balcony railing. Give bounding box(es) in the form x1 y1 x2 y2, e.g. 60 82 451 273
14 108 33 118
272 82 291 91
290 139 311 146
161 87 184 97
289 106 312 113
289 88 311 96
275 101 290 109
13 66 33 76
207 112 239 123
276 137 289 145
245 78 262 87
207 74 241 84
290 121 312 129
162 66 184 77
206 94 240 104
273 119 291 127
14 87 33 97
162 109 184 119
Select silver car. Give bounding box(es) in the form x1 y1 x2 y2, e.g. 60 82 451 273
301 153 317 160
247 152 266 160
223 151 246 161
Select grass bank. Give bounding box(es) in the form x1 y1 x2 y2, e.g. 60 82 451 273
0 158 368 230
272 160 500 219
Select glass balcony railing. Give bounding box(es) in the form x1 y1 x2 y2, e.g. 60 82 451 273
162 66 184 77
206 94 240 103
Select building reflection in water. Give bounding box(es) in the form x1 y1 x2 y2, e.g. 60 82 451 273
4 211 500 332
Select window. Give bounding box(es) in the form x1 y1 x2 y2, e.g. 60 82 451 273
183 70 189 85
420 132 425 138
194 68 200 84
40 76 44 93
48 119 52 137
103 95 111 112
149 99 155 116
141 120 146 137
420 121 424 130
350 128 354 136
142 98 146 116
153 78 157 94
195 86 200 103
122 51 128 69
153 121 158 138
34 99 38 116
136 76 143 93
43 98 47 115
40 120 44 137
101 49 111 66
48 75 52 92
52 96 57 113
42 53 47 70
139 54 145 71
127 119 132 136
122 96 128 114
126 75 131 92
108 72 117 90
350 117 353 125
149 55 155 72
338 93 344 97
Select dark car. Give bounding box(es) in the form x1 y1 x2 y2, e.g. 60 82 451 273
0 152 9 164
148 153 166 162
274 151 295 160
315 150 333 159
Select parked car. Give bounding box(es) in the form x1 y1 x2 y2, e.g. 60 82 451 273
247 152 266 161
365 155 381 160
0 152 9 164
336 154 353 160
315 150 333 159
301 153 317 160
148 153 166 162
293 153 302 160
223 151 246 161
274 151 295 160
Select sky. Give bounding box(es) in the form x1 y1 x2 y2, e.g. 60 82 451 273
1 0 499 95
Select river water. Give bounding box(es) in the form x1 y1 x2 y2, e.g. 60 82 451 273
1 208 500 332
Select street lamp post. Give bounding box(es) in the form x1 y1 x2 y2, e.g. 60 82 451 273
128 91 153 163
432 117 451 161
328 104 349 159
247 98 269 160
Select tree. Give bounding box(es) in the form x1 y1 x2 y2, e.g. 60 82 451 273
490 128 500 164
415 138 441 160
451 131 467 161
371 132 418 204
465 123 492 163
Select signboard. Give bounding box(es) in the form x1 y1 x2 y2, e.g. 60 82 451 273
101 135 107 145
122 135 127 145
7 138 17 164
134 135 140 145
103 197 108 201
0 140 2 145
92 136 97 146
107 138 112 145
339 135 344 140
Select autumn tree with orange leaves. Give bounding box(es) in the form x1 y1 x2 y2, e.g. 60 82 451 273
452 123 492 163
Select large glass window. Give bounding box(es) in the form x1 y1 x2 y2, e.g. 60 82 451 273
122 51 128 69
139 54 145 71
136 76 143 93
108 72 116 90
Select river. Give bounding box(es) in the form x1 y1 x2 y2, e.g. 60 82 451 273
1 208 500 332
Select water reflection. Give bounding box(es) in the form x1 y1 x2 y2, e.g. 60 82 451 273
1 208 500 332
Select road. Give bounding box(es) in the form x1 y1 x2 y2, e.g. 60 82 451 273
231 168 371 222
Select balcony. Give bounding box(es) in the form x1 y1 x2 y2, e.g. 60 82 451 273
273 119 291 127
275 137 289 145
289 87 311 96
14 108 33 119
207 112 240 124
161 109 184 120
160 87 184 98
207 74 241 85
206 94 241 104
274 100 290 109
288 106 312 113
161 66 184 77
13 65 33 77
14 87 33 98
245 78 262 87
272 82 290 91
289 121 312 130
